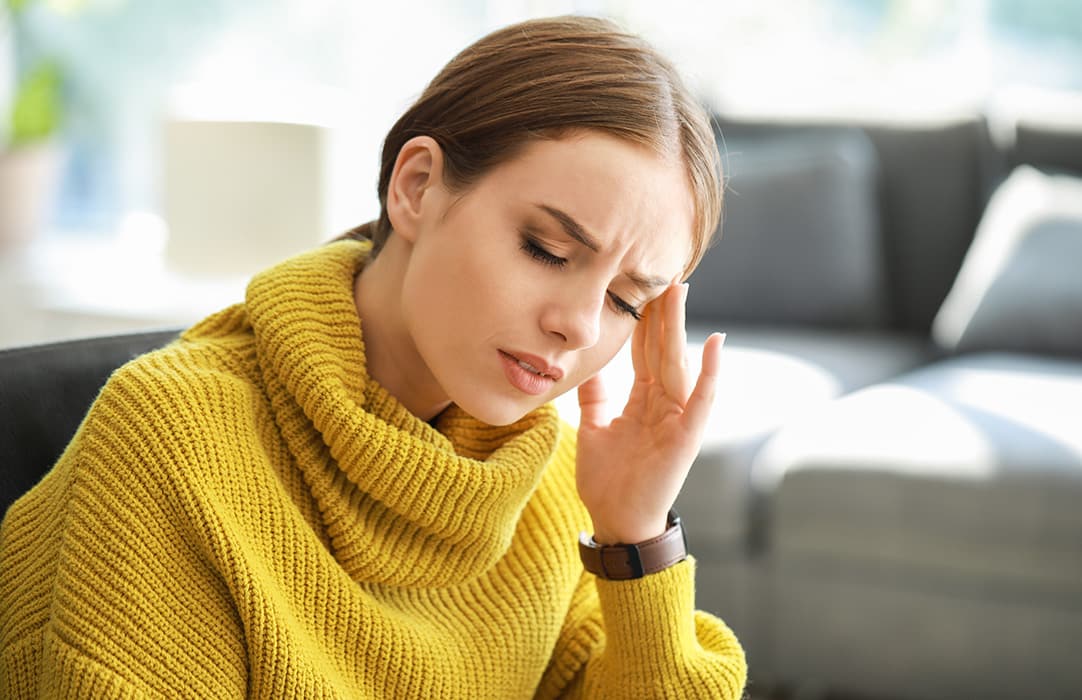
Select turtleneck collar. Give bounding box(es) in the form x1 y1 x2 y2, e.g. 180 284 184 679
241 239 561 587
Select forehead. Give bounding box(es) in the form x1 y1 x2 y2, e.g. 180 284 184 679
476 132 696 275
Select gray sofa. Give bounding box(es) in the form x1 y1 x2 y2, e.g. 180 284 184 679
671 112 1082 700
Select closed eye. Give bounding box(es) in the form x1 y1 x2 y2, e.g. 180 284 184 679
520 235 567 268
521 231 642 321
608 292 643 321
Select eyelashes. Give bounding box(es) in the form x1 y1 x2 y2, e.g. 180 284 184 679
519 234 643 321
521 237 567 268
608 292 644 322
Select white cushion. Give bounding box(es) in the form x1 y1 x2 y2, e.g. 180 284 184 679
933 165 1082 357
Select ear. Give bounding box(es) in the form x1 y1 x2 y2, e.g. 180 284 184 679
386 136 445 244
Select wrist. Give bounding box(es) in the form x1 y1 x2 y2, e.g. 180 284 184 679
590 512 669 546
579 510 688 580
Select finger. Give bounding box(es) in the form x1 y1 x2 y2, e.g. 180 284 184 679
682 332 726 435
631 305 649 379
661 283 692 404
577 373 609 427
644 286 669 380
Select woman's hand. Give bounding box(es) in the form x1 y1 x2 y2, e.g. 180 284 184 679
575 283 725 545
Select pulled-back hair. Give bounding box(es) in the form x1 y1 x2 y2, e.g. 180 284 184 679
343 15 722 275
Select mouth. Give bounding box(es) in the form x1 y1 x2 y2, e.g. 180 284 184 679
499 350 564 381
498 350 563 396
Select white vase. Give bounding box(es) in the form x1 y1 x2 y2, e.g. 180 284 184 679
163 119 331 277
0 141 62 250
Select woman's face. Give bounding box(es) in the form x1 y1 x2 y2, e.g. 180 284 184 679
398 131 695 426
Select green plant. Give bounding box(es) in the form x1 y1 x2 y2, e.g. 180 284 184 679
4 0 63 148
9 59 60 145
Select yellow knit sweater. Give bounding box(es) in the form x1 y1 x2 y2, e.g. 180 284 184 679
0 240 746 699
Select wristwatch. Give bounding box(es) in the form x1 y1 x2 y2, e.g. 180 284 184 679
578 510 688 580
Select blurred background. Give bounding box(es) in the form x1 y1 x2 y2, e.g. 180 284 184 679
0 0 1079 347
3 5 1082 700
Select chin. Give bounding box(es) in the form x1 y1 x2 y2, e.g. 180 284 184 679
451 391 545 427
460 401 533 427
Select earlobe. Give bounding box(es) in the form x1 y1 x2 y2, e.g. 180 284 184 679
386 136 445 243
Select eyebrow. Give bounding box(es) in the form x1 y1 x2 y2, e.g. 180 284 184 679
534 203 670 291
537 204 600 252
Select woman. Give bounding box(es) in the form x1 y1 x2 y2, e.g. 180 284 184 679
0 15 745 699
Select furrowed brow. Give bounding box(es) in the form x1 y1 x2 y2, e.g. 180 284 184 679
535 202 670 293
627 270 670 292
536 204 600 253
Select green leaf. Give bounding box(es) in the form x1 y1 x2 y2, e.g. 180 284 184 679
11 61 62 145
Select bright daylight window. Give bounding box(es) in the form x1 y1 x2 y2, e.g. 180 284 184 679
2 0 1079 236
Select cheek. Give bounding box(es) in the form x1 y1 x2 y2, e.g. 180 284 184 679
408 239 532 342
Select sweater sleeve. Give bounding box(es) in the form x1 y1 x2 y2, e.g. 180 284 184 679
535 556 747 699
0 360 251 699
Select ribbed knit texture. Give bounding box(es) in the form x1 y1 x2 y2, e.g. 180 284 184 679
0 240 746 699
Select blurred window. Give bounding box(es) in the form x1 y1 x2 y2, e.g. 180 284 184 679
5 0 1079 234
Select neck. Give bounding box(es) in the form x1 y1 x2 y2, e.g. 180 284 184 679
354 236 453 422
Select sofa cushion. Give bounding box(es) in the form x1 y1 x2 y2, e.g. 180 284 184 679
687 128 887 328
862 118 994 333
766 563 1082 700
754 352 1082 594
1003 92 1082 174
933 166 1082 357
710 117 994 334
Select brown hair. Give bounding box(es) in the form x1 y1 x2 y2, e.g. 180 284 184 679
341 15 722 276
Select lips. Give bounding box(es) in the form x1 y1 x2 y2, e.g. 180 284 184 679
499 350 564 381
498 350 563 396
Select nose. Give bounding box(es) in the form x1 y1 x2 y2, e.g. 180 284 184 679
540 285 603 349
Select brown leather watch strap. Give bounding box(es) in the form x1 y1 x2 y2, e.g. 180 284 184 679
578 510 688 580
